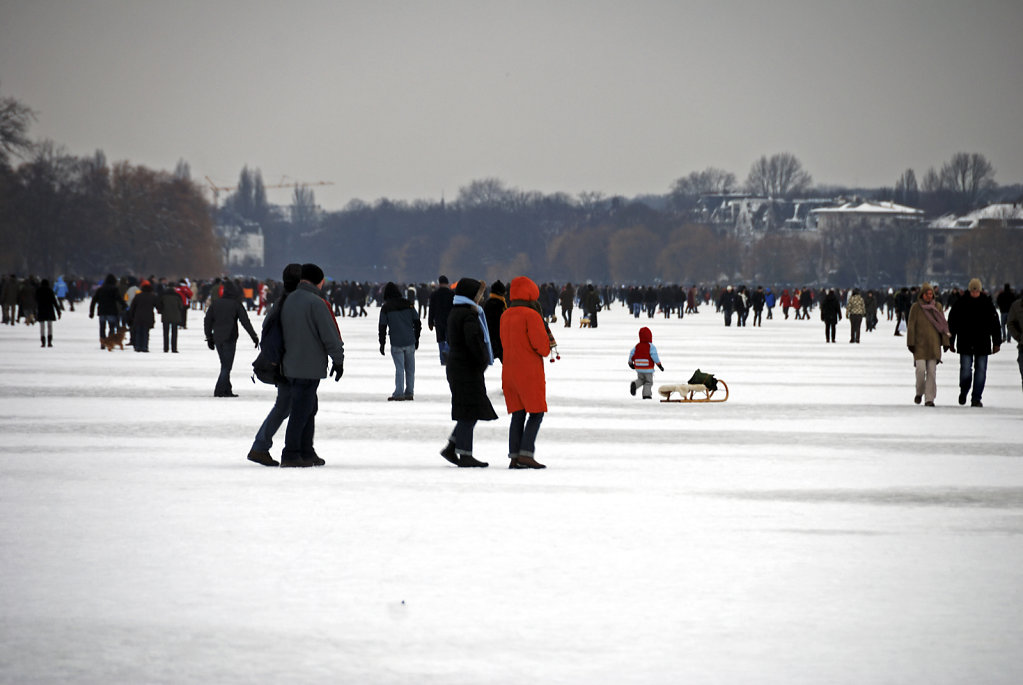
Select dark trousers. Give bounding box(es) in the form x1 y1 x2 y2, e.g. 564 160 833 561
162 322 178 352
133 324 150 351
283 379 319 461
214 340 237 395
509 410 544 457
849 315 863 342
252 380 293 452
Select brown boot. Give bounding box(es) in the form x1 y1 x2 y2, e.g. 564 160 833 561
510 455 546 469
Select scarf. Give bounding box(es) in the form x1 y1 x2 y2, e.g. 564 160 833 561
453 294 493 365
509 299 558 349
920 300 950 338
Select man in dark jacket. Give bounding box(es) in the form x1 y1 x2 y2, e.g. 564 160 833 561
996 283 1016 343
482 280 507 361
156 284 185 353
379 281 422 401
949 278 1001 407
427 275 454 364
204 280 259 397
127 281 159 352
89 274 125 345
279 263 344 467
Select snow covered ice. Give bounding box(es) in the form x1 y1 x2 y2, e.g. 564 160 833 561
2 303 1021 684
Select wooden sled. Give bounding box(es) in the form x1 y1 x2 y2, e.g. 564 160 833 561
658 379 729 403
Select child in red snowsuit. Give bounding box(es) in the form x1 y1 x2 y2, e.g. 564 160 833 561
628 326 664 399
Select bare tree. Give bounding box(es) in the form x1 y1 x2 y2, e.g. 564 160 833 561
669 167 737 212
744 153 812 198
940 152 996 211
0 84 36 167
894 169 919 207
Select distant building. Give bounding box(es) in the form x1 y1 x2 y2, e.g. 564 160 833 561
216 221 265 268
924 203 1023 283
810 200 925 232
700 194 836 243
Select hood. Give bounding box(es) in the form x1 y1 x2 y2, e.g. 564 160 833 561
455 278 486 303
510 276 539 302
383 281 402 300
638 327 652 343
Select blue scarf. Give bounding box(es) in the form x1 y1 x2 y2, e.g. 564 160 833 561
453 294 493 365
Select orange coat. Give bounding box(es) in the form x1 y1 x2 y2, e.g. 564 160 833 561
500 277 551 414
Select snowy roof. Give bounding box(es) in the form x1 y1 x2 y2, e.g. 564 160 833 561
810 200 924 216
929 203 1023 229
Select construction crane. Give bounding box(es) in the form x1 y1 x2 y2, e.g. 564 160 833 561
204 175 335 207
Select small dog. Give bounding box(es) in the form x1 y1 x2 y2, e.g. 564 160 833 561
658 383 711 402
579 317 592 328
100 326 129 351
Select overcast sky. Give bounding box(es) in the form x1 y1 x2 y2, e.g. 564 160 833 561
2 0 1021 210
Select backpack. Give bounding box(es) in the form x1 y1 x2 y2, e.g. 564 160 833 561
252 303 285 385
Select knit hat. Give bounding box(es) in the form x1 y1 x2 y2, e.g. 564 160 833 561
301 263 324 284
920 282 934 295
490 280 506 296
968 278 982 293
282 263 302 292
383 281 402 299
438 275 449 285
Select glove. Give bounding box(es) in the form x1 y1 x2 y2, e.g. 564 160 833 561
380 343 385 356
657 363 664 371
993 345 1000 354
89 312 94 319
253 336 259 349
907 345 915 354
628 361 635 369
330 361 343 381
207 339 215 350
948 344 955 353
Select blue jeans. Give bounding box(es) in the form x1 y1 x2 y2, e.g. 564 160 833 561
99 314 119 338
453 419 477 455
390 345 416 396
214 340 237 395
251 380 292 452
437 340 449 365
959 354 988 402
283 378 319 461
509 410 544 458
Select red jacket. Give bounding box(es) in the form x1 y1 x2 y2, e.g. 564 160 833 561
500 276 551 414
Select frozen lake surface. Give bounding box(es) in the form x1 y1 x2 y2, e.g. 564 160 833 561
2 300 1021 684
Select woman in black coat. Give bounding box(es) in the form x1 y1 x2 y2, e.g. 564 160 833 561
35 279 62 347
440 277 497 468
820 289 842 343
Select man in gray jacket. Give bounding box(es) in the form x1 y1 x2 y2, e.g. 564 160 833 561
279 263 345 468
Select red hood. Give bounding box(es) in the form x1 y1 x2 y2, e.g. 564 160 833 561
510 276 539 301
639 327 652 343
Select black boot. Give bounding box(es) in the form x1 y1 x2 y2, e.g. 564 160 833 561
440 440 459 466
41 337 46 347
47 335 52 347
457 453 488 468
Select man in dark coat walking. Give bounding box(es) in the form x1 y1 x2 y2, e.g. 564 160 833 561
127 281 159 352
949 278 1001 407
427 275 454 364
279 263 345 467
204 280 259 396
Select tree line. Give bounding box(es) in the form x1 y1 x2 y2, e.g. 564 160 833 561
2 85 1020 285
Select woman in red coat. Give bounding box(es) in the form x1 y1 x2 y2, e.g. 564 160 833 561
500 276 552 469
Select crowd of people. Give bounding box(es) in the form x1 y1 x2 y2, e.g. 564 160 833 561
3 270 1022 467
